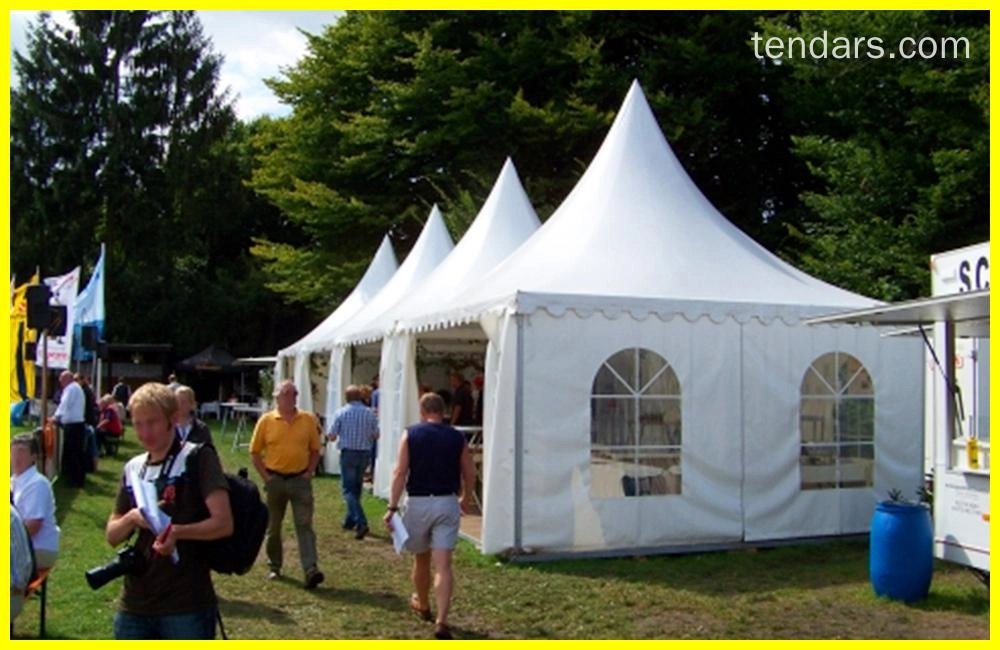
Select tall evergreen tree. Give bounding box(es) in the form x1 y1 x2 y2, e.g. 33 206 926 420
11 11 293 355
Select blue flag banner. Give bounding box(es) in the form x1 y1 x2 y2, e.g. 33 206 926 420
73 244 105 361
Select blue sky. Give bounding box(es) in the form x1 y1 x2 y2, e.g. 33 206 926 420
9 10 342 120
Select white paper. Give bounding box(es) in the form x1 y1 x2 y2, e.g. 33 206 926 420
127 467 179 563
390 512 409 554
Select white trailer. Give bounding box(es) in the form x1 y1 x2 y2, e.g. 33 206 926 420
808 242 989 580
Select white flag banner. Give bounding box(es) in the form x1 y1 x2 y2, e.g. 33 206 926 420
35 266 80 369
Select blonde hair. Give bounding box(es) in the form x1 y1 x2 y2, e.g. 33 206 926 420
175 385 196 403
128 382 178 421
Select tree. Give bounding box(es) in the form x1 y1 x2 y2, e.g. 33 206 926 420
249 11 804 312
11 11 296 356
757 11 989 299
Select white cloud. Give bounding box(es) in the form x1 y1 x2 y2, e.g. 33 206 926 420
9 10 342 121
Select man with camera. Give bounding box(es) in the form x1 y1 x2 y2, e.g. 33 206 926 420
100 382 232 639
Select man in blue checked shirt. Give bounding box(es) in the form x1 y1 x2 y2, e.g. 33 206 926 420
327 385 380 539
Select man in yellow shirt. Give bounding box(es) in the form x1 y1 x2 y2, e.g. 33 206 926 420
250 380 324 589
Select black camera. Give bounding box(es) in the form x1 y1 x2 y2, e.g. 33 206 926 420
85 545 143 590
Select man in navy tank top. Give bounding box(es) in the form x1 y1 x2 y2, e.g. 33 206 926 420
384 392 475 640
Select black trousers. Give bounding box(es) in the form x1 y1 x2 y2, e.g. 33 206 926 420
60 422 87 487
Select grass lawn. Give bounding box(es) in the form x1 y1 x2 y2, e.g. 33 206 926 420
10 419 989 639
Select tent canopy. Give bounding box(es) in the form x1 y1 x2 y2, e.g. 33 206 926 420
279 235 398 357
334 205 455 347
406 81 878 334
356 157 541 342
177 343 236 372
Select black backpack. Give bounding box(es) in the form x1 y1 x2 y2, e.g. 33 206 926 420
208 467 268 575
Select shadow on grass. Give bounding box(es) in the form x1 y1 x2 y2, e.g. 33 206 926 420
218 595 295 625
912 584 991 617
520 540 873 596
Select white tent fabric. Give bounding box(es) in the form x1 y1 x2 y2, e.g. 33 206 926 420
387 81 923 557
405 81 875 335
273 235 398 413
324 205 455 432
371 159 542 497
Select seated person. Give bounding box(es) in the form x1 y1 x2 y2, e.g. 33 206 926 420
10 432 61 571
96 394 125 456
10 506 35 622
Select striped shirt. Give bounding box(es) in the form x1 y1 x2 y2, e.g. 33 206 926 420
328 401 379 451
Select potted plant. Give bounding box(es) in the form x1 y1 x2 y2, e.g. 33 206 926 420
869 488 933 602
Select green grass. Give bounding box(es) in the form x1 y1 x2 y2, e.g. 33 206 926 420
10 420 989 639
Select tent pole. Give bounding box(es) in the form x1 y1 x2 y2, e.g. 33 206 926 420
513 313 524 554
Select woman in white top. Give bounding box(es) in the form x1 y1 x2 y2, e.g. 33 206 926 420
10 432 60 569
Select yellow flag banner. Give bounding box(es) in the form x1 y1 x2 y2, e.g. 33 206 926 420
10 275 39 403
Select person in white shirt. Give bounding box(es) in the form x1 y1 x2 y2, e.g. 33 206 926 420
53 370 87 487
10 432 60 570
10 505 35 622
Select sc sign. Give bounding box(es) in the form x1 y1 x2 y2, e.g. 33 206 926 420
931 242 990 296
958 256 989 292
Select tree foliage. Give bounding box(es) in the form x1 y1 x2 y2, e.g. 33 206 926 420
757 10 989 299
250 10 800 311
11 11 301 356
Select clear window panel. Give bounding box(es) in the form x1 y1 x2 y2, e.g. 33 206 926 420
800 397 835 444
804 353 838 396
620 450 681 496
842 365 874 396
637 349 670 393
605 349 638 392
591 397 636 447
838 442 874 487
837 398 874 443
638 398 670 446
800 445 837 490
593 364 630 395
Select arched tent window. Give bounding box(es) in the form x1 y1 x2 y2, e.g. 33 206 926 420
590 348 681 497
800 352 875 490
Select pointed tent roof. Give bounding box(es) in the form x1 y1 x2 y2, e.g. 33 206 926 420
335 204 455 346
353 158 541 341
177 343 236 372
410 80 877 330
278 235 399 356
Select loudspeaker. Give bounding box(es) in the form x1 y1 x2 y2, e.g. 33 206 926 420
81 325 98 351
47 305 67 337
26 285 51 330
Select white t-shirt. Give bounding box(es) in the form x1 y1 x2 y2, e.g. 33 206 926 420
54 381 86 424
11 465 61 553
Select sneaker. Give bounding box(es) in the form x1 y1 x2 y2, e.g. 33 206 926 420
267 570 281 581
355 524 370 540
305 569 325 590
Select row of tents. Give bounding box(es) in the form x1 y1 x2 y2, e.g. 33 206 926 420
273 81 922 558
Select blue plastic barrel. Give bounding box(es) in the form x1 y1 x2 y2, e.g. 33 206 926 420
869 501 933 602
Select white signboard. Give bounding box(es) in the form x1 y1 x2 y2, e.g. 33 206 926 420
34 266 80 369
931 241 990 296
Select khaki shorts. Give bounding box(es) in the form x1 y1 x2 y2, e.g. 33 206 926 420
402 496 460 553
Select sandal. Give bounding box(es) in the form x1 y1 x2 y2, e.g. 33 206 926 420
410 594 432 622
